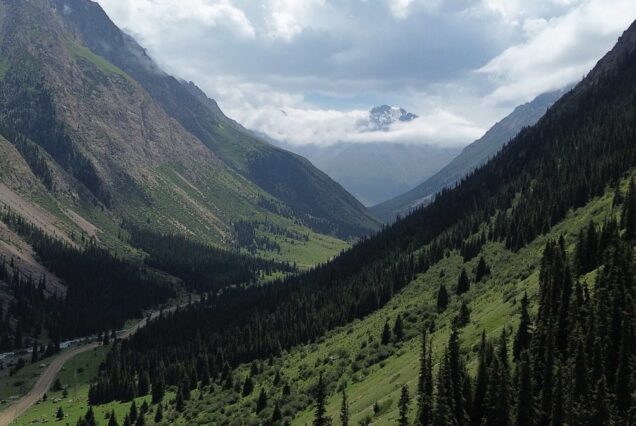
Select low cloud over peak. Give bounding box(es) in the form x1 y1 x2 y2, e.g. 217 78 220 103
96 0 636 147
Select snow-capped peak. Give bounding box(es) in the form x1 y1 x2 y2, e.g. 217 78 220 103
367 105 418 130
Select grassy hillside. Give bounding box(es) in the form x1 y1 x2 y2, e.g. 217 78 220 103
173 174 620 425
13 167 623 426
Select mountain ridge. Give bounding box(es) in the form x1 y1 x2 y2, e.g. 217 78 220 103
371 87 569 221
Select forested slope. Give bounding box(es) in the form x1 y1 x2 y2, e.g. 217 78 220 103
81 17 636 426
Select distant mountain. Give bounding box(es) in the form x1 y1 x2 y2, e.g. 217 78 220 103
371 88 569 221
0 0 379 247
275 141 460 206
366 105 418 130
268 106 459 206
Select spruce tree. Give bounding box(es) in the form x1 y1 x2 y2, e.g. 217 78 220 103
108 410 119 426
456 269 470 295
416 329 432 426
437 284 449 313
514 351 534 426
154 405 163 423
272 401 282 423
313 373 328 426
129 401 138 422
399 385 410 426
56 406 64 420
513 293 532 360
381 320 392 345
242 375 254 396
393 315 404 341
471 332 490 425
256 388 268 413
475 257 490 282
622 178 636 240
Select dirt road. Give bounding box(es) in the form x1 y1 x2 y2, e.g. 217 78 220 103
0 306 178 426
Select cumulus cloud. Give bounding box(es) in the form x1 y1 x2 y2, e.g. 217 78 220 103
477 0 636 105
95 0 636 147
233 105 484 147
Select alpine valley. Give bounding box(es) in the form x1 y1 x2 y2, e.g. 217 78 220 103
0 1 634 426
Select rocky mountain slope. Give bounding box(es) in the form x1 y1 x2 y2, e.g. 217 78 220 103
78 17 636 425
0 0 379 253
371 88 568 221
270 106 460 206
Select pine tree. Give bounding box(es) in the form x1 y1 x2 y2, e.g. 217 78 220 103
272 401 282 423
242 375 254 396
475 257 490 282
513 293 532 360
340 389 349 426
447 327 469 425
437 284 449 313
393 315 404 341
256 388 268 413
514 351 534 426
456 269 470 295
313 373 328 426
622 178 636 240
432 352 453 426
454 302 470 328
381 320 392 345
417 329 432 426
399 385 410 426
129 401 138 422
56 406 64 420
471 332 489 425
107 410 119 426
549 364 564 426
614 323 632 418
154 405 163 423
151 376 165 404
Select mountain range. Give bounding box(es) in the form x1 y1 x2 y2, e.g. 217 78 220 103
269 106 461 206
371 87 569 221
0 2 635 426
0 0 379 257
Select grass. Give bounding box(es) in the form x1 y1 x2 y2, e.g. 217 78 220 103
13 177 620 425
13 346 173 425
66 41 132 81
0 355 57 411
171 175 623 426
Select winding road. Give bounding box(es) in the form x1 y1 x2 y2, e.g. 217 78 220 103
0 306 176 426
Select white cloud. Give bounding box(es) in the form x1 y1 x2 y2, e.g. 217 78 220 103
477 0 636 105
98 0 255 39
95 0 636 149
234 104 484 147
388 0 415 19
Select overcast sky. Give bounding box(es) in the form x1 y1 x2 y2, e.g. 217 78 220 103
96 0 636 147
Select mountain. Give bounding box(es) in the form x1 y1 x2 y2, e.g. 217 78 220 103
82 18 636 426
371 88 568 221
0 0 379 253
367 104 418 130
274 141 460 206
268 106 460 206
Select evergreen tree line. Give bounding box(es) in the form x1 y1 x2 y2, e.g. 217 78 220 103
322 229 634 425
409 232 634 425
89 36 636 407
0 256 62 351
0 123 53 190
123 222 295 293
0 209 175 341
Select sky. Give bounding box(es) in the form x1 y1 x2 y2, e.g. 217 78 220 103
96 0 636 147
